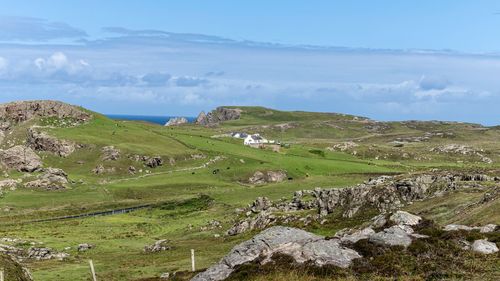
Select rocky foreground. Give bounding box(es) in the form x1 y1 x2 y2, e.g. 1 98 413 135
192 211 498 281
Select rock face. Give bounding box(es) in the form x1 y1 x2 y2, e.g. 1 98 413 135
195 107 241 126
192 226 361 281
27 128 75 157
471 239 499 254
165 117 188 126
0 100 91 124
24 168 68 190
248 171 287 185
0 146 42 172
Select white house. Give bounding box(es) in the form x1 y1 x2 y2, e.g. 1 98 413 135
244 134 269 146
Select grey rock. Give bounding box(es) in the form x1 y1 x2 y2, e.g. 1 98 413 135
193 226 360 281
471 239 499 254
479 224 497 233
340 227 375 244
0 145 42 172
444 224 474 231
144 239 171 253
389 211 421 226
369 225 413 247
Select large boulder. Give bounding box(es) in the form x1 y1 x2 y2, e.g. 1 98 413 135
192 226 361 281
165 117 188 126
0 100 91 124
27 128 75 157
0 146 42 172
471 239 499 254
145 156 163 168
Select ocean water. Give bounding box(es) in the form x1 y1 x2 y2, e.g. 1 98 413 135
106 114 196 125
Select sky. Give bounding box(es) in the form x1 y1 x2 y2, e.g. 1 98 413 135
0 1 500 125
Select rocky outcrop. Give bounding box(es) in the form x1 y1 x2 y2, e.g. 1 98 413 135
431 144 493 164
27 247 69 261
0 100 91 124
144 240 171 253
0 146 42 172
165 117 188 126
248 171 287 185
195 107 242 126
0 179 21 190
24 168 68 190
27 128 75 157
101 146 120 161
145 156 163 168
192 226 361 281
227 172 499 235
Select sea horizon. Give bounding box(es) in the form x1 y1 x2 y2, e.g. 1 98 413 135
106 114 196 125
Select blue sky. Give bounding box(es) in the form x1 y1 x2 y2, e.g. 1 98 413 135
0 1 499 125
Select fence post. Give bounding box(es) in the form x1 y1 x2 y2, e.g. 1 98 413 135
89 260 97 281
191 249 196 272
0 268 4 281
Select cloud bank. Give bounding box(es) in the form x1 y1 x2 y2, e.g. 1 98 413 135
0 21 499 125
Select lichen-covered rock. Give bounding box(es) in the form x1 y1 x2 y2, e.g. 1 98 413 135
165 117 188 126
471 239 499 254
27 128 75 157
193 226 360 281
0 146 42 172
0 100 91 124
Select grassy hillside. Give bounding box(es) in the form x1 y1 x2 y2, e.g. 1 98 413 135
0 104 498 280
